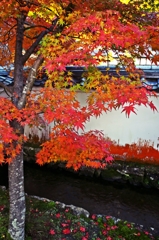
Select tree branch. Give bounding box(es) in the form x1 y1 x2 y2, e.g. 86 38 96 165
24 24 53 32
0 82 13 98
22 18 58 65
17 54 44 109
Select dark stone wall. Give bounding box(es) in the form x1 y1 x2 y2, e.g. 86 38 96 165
24 146 159 189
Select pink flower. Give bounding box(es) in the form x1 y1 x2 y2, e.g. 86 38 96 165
65 208 69 212
106 216 111 219
0 205 4 211
111 225 118 230
80 226 86 232
61 223 69 227
82 237 88 240
91 214 96 220
127 223 131 227
66 219 71 223
134 232 141 236
144 231 149 235
49 229 55 235
107 237 112 240
102 230 107 235
63 228 71 234
85 232 89 237
56 213 61 218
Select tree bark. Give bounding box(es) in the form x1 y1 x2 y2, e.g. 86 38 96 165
18 54 44 109
8 123 25 240
8 13 26 240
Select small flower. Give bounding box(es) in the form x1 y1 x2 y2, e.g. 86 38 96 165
63 228 71 234
56 213 61 218
0 205 5 211
91 214 96 220
82 237 88 240
65 208 69 212
106 216 111 219
61 223 69 227
134 232 141 236
111 225 118 230
127 223 131 228
102 230 107 235
85 232 89 237
80 226 86 232
144 231 149 235
107 237 112 240
49 229 55 235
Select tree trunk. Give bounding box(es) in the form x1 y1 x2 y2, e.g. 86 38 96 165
7 4 51 238
8 12 26 240
8 122 25 240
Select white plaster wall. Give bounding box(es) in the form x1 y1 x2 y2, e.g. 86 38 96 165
76 92 159 149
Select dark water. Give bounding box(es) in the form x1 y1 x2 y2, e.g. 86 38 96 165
0 163 159 235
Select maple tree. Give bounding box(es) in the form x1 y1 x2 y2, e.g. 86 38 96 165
0 0 159 239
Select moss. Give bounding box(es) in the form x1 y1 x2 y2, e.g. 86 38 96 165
6 232 14 240
128 176 142 186
26 197 56 212
101 168 122 180
123 174 132 181
143 177 150 187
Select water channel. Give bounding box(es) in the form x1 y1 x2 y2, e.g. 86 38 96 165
0 163 159 236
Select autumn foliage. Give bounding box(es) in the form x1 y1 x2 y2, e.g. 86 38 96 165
0 0 159 239
0 0 159 169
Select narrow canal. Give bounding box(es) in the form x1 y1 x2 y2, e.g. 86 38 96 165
0 163 159 236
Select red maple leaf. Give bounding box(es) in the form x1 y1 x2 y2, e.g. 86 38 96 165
121 104 137 117
62 228 71 234
49 229 55 235
148 101 158 112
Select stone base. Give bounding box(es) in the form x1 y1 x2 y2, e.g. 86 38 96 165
24 146 159 189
